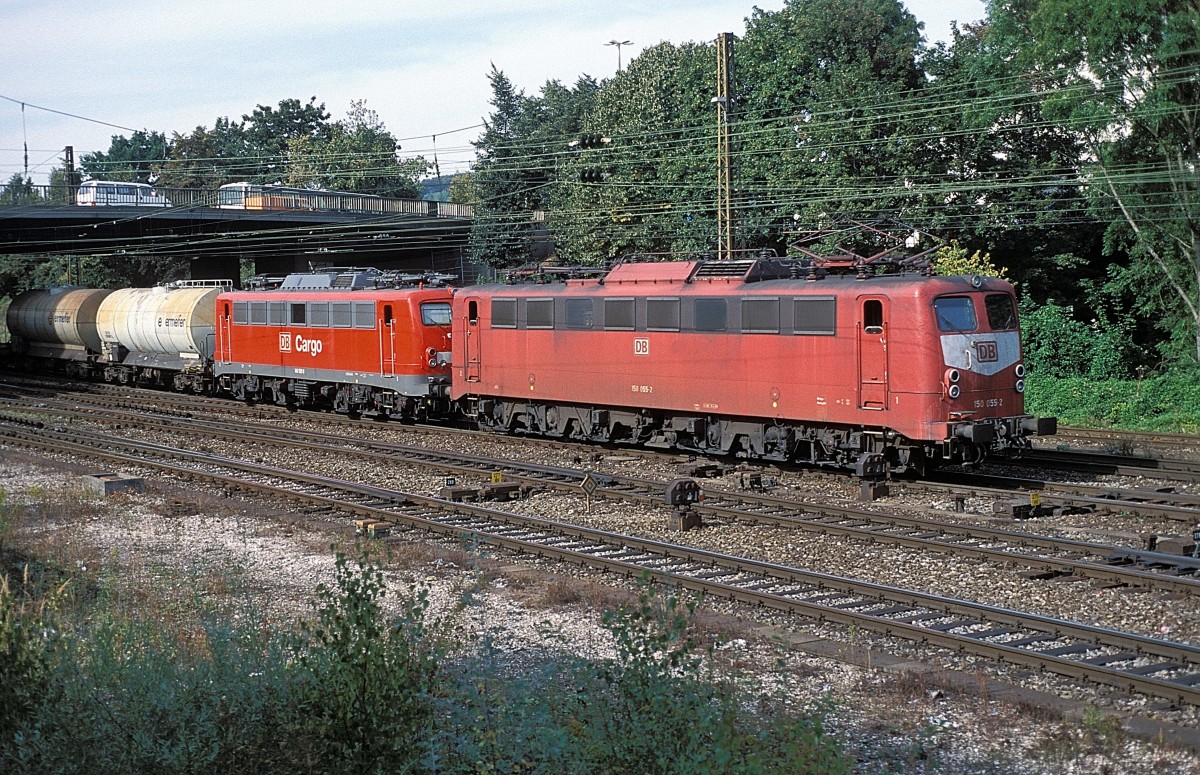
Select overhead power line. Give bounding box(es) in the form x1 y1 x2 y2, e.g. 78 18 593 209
0 93 141 133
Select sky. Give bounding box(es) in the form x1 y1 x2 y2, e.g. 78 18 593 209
1 0 986 186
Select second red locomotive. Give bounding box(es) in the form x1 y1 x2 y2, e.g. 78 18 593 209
450 256 1054 475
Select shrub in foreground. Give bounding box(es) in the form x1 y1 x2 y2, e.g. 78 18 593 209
1 556 847 774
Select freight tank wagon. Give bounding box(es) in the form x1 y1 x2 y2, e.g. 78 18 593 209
6 287 114 375
94 280 231 391
451 257 1055 475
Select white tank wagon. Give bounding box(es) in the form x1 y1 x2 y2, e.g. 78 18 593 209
94 280 231 390
6 288 114 373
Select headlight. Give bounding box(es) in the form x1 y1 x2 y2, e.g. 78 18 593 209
945 368 961 383
1015 363 1025 378
948 384 961 399
1015 379 1025 394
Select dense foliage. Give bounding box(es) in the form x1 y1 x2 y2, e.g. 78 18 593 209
0 553 847 774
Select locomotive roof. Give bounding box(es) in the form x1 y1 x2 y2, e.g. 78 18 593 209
475 258 1011 296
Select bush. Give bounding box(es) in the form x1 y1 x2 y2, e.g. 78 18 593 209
3 557 848 775
1025 372 1200 431
1020 300 1136 380
290 552 440 774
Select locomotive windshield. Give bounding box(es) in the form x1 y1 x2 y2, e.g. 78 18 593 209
985 294 1017 330
934 296 976 332
421 302 451 326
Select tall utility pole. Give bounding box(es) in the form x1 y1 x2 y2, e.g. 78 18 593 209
715 32 735 261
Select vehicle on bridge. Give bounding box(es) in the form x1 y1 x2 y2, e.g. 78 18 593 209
217 182 385 213
76 180 171 208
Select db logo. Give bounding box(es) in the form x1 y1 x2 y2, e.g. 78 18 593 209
975 341 999 362
279 333 292 352
633 338 650 356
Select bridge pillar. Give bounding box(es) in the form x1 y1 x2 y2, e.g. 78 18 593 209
253 255 309 277
190 256 242 287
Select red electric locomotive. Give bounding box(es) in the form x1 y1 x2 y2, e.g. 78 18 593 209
213 268 453 419
450 256 1055 475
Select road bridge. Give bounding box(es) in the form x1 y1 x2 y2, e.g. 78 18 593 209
0 185 476 283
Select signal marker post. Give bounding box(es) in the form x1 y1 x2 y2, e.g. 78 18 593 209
581 473 598 514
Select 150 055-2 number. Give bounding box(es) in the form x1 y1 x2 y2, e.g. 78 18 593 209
974 398 1003 408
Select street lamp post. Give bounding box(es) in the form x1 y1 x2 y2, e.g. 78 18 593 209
606 39 632 71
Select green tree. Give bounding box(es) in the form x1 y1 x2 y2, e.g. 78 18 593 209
0 174 39 205
242 96 331 183
736 0 926 250
158 116 251 189
469 67 597 267
1012 0 1200 365
554 42 716 263
915 19 1104 302
285 100 428 197
79 130 170 183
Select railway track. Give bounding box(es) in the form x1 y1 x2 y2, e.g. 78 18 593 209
4 413 1200 709
1051 426 1200 454
5 390 1200 595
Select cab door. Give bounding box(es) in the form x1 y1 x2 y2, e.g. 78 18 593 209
380 303 396 377
858 297 888 409
217 301 233 363
463 298 481 382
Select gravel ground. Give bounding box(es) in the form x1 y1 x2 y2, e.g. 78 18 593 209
4 449 1200 774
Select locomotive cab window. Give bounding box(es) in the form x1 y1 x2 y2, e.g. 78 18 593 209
383 305 393 327
290 303 307 326
421 302 451 326
233 301 249 325
863 299 884 334
934 296 976 332
468 300 479 326
984 294 1016 330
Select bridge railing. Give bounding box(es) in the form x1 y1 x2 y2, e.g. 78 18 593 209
0 184 474 218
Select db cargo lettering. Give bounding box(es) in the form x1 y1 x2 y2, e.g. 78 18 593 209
294 335 324 356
